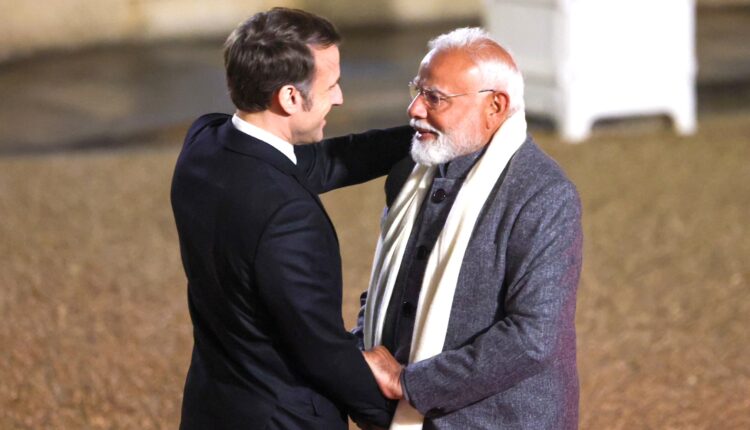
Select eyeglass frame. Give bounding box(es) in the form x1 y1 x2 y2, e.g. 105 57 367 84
408 81 498 109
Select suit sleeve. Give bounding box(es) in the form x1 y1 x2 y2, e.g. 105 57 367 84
297 126 414 193
401 181 583 417
254 197 392 426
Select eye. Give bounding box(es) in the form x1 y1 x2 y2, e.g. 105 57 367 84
422 89 441 106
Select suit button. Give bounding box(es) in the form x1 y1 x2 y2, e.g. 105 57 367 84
401 301 415 317
416 245 429 260
431 188 447 203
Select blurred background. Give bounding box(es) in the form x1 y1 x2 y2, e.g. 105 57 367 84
1 0 749 428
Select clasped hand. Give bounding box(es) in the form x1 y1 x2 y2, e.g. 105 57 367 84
362 345 404 400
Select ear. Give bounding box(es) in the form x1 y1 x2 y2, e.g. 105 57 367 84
276 84 303 115
485 91 510 130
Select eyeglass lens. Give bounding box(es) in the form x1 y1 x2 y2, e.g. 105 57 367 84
409 85 441 107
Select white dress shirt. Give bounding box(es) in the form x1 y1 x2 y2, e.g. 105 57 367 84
231 114 297 165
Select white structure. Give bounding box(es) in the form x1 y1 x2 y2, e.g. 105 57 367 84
483 0 697 142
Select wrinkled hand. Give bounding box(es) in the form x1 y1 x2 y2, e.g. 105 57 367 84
362 345 403 400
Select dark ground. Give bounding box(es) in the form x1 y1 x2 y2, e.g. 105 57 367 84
1 6 749 429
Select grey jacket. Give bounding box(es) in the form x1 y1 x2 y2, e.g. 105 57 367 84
357 137 582 429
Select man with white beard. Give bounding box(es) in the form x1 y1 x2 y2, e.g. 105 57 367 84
356 28 583 429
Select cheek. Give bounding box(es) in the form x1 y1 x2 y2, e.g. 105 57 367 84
428 112 452 133
441 112 475 138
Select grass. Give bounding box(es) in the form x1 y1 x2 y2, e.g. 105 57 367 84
1 113 749 428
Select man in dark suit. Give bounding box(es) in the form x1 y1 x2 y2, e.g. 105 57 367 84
170 8 412 429
358 28 583 429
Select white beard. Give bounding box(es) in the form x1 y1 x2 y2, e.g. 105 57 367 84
409 119 476 166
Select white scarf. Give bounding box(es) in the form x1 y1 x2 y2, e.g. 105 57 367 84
363 112 527 429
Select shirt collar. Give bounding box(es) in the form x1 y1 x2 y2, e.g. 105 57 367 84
231 114 297 165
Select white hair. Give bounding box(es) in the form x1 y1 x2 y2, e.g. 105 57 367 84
428 27 525 114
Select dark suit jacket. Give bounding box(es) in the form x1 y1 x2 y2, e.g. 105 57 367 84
171 113 412 430
357 136 582 429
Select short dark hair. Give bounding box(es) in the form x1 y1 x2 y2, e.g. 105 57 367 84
223 7 341 113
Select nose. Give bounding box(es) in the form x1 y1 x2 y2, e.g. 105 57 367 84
407 93 427 119
332 84 343 106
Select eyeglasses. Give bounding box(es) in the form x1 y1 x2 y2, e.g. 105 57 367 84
408 82 497 109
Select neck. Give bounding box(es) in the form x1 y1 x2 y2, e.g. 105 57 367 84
235 109 293 143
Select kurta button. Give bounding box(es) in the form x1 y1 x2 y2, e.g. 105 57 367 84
401 301 415 317
416 245 429 260
431 188 447 203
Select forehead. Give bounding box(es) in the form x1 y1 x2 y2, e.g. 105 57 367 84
312 45 340 75
416 49 480 91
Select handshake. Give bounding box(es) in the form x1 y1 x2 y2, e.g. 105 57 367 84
362 346 404 400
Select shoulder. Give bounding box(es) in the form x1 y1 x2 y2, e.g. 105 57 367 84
505 137 579 205
233 160 309 207
185 113 231 141
221 165 323 249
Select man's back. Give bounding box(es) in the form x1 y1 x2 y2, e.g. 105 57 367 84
171 114 409 429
